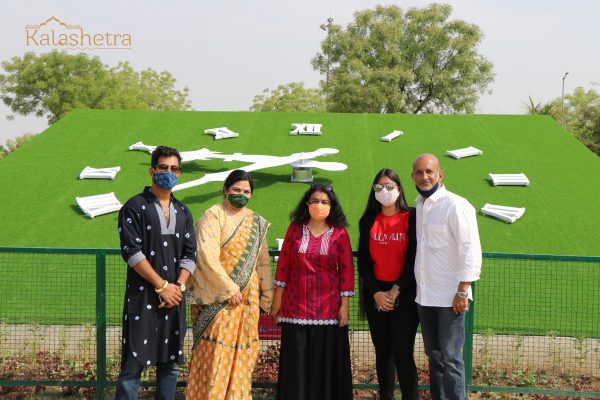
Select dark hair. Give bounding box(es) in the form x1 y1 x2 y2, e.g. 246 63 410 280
290 183 348 228
151 146 181 168
359 168 409 227
223 170 254 194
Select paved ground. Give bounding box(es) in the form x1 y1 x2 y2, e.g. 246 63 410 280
2 324 599 374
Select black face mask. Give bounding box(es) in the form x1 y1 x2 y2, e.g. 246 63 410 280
416 182 439 198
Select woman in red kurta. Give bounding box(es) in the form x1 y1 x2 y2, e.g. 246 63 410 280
271 183 354 400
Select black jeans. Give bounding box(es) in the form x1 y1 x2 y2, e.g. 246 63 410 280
364 286 420 400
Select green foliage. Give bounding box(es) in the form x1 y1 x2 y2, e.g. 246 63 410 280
547 330 563 373
312 4 494 114
103 62 192 112
511 335 523 371
522 96 562 120
564 87 600 155
596 340 600 372
80 323 95 364
250 82 326 112
574 336 588 372
0 51 191 124
0 52 108 123
525 88 600 156
0 318 7 359
0 132 36 159
26 323 43 365
478 328 496 383
58 326 68 364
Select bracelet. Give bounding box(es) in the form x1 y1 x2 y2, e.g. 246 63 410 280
155 280 169 293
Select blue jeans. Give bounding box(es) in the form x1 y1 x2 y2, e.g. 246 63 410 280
417 305 466 400
114 350 179 400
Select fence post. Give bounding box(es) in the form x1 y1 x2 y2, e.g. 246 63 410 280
96 251 107 400
463 281 475 397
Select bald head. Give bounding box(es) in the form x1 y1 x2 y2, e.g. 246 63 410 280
412 153 440 170
411 153 443 192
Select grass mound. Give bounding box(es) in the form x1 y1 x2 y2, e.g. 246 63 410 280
1 109 599 256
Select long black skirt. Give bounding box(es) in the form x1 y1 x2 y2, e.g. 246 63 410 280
276 324 353 400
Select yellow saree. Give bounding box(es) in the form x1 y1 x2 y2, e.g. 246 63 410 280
186 203 272 400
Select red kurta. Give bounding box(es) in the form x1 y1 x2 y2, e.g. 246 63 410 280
275 222 355 324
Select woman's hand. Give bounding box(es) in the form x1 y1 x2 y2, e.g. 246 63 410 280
373 291 394 312
385 286 400 306
228 291 243 306
270 287 284 317
338 297 350 327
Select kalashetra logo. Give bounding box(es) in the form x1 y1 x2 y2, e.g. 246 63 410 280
25 16 132 50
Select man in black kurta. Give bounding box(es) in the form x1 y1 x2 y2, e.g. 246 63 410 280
115 146 197 400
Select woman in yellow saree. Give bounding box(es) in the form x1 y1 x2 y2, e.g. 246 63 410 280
186 170 273 400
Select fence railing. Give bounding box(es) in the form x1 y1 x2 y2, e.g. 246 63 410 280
0 247 599 399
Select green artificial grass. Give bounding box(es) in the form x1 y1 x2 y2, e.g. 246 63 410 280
1 109 600 336
1 109 599 255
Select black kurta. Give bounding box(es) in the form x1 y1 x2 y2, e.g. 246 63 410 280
118 187 196 366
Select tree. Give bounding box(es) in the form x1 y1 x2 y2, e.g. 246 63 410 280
564 87 600 155
312 4 494 114
0 51 192 124
522 96 562 120
0 133 35 160
250 82 326 112
103 62 191 111
525 88 600 156
0 52 109 123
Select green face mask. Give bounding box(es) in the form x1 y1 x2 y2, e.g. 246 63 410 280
227 193 250 208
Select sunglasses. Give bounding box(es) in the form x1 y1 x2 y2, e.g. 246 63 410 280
373 183 397 192
311 183 334 192
155 164 181 173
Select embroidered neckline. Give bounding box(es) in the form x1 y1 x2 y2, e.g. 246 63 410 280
299 224 334 255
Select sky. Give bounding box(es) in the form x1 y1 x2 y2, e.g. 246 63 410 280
1 0 599 144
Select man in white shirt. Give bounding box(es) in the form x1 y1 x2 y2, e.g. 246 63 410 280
411 154 482 400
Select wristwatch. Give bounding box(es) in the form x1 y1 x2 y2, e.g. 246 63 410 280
175 281 186 292
456 291 468 299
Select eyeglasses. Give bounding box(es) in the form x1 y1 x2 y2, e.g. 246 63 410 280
311 183 334 192
155 164 181 173
373 183 397 192
308 199 331 206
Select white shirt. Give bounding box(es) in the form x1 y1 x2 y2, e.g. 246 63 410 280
414 185 482 307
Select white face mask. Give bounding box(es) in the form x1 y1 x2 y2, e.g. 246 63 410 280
375 189 400 207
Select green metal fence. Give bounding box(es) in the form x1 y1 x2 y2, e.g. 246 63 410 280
0 247 599 399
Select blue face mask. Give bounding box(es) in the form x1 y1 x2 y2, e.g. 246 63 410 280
416 182 439 198
153 171 178 190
